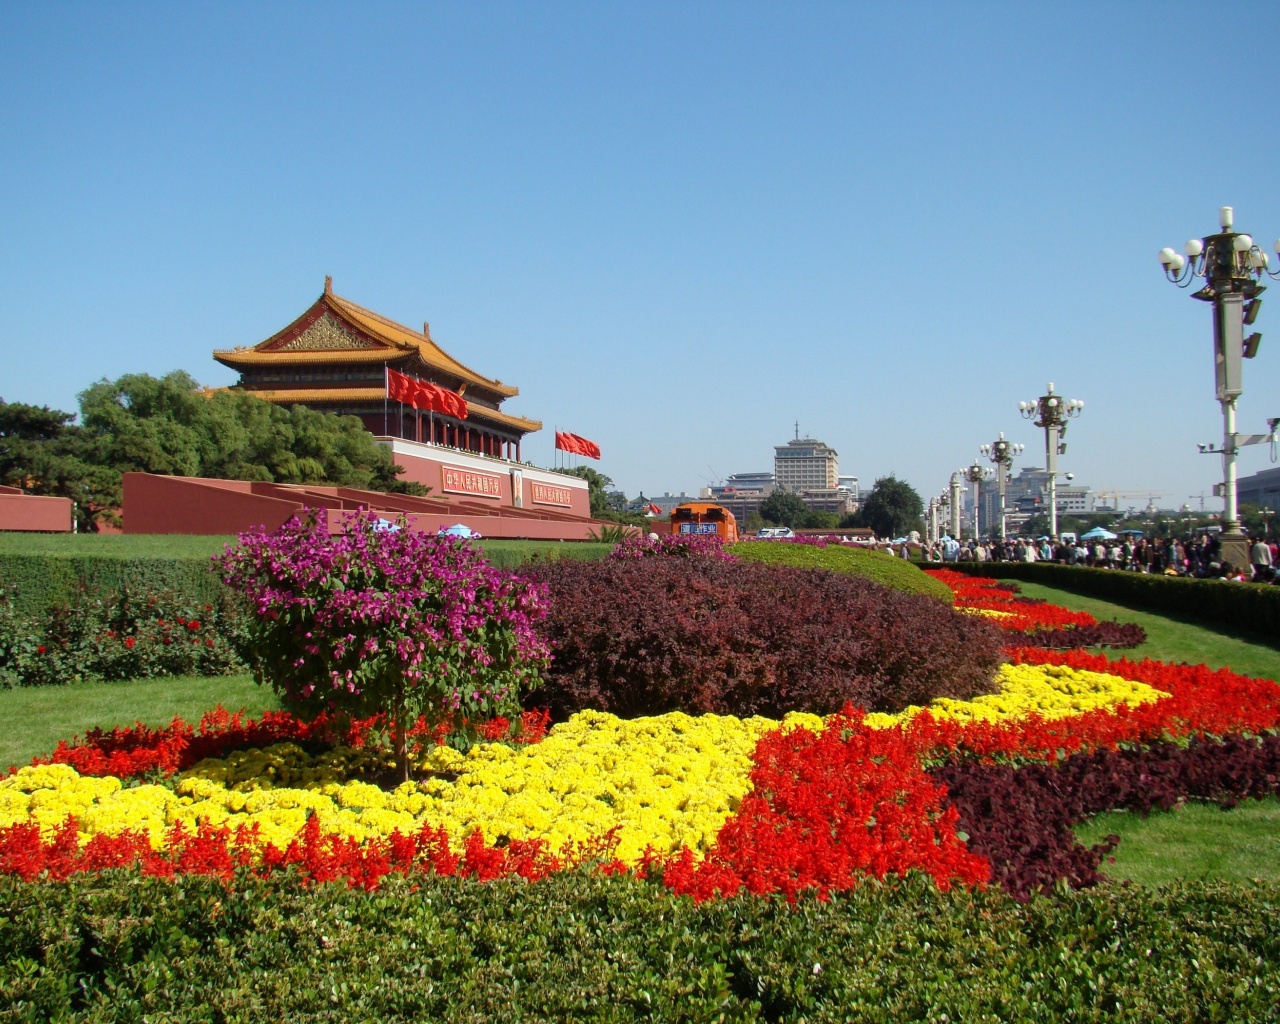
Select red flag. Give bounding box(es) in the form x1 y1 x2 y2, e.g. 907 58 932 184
555 431 601 459
646 502 662 516
387 368 414 404
387 370 467 420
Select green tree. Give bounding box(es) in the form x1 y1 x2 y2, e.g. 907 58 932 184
801 508 840 530
0 399 117 530
759 491 810 528
1 371 428 530
854 476 924 539
560 466 648 526
1021 513 1051 538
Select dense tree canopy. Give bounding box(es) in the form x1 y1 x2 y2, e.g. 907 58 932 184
759 491 810 529
1 371 423 530
559 466 647 526
850 475 925 539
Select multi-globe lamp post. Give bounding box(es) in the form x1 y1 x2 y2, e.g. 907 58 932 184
978 433 1024 540
959 461 994 540
1158 206 1280 570
1019 384 1084 540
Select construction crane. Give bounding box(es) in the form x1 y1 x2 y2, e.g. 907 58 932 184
1095 490 1168 512
1189 492 1208 513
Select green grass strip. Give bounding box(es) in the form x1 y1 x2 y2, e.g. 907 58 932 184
1076 798 1280 886
0 674 280 771
0 534 236 558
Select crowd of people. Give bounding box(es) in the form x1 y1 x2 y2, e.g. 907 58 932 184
918 532 1279 583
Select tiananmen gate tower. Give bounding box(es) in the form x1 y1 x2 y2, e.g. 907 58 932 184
213 276 540 461
117 277 599 539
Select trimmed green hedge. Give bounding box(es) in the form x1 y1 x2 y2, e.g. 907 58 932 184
3 871 1278 1021
477 539 613 571
939 561 1280 637
0 538 613 616
0 555 229 618
729 542 954 604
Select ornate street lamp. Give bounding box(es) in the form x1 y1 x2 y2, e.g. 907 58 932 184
1159 206 1280 569
926 497 940 543
949 472 964 540
978 433 1024 540
1019 383 1083 540
960 461 994 540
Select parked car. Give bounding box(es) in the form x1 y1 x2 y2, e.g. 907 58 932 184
756 527 795 539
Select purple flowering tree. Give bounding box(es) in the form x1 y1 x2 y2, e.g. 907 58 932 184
216 511 550 783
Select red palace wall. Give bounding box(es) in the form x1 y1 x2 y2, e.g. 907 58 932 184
0 488 73 532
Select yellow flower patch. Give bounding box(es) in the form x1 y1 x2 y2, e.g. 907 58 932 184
2 710 789 865
863 662 1168 729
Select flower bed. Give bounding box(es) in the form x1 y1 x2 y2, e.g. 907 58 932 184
2 552 1278 903
925 568 1147 648
4 649 1278 899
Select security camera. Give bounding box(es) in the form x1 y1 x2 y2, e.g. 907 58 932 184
1065 473 1074 482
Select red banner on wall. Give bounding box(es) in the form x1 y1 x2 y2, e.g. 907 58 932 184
441 465 503 499
554 431 601 459
530 482 574 507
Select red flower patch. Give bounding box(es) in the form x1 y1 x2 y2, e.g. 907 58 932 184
661 706 990 901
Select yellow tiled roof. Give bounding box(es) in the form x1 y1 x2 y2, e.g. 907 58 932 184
212 348 411 367
328 294 518 398
213 286 519 398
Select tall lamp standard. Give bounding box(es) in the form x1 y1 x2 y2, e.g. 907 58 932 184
960 462 994 540
935 492 950 542
1158 206 1280 570
1019 383 1084 540
978 433 1025 540
949 472 964 539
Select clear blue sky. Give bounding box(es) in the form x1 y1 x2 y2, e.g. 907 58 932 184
4 3 1279 512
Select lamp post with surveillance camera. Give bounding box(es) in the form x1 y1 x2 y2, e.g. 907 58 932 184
1019 384 1084 541
979 433 1024 540
1159 206 1280 568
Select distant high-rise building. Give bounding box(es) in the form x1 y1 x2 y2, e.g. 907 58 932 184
774 436 839 493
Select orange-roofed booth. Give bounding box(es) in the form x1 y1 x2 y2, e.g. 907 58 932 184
121 279 604 539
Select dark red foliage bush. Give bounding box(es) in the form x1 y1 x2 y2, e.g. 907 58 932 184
523 558 1005 720
1021 621 1147 650
933 733 1280 899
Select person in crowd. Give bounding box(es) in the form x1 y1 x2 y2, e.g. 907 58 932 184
1250 535 1274 580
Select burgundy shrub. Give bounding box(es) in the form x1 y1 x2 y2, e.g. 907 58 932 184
1023 621 1148 650
522 558 1005 720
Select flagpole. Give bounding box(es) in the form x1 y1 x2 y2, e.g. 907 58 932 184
383 364 388 436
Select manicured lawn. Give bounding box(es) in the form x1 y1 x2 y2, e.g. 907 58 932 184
0 674 281 771
1005 579 1280 682
1075 797 1280 885
0 533 235 559
0 532 611 566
